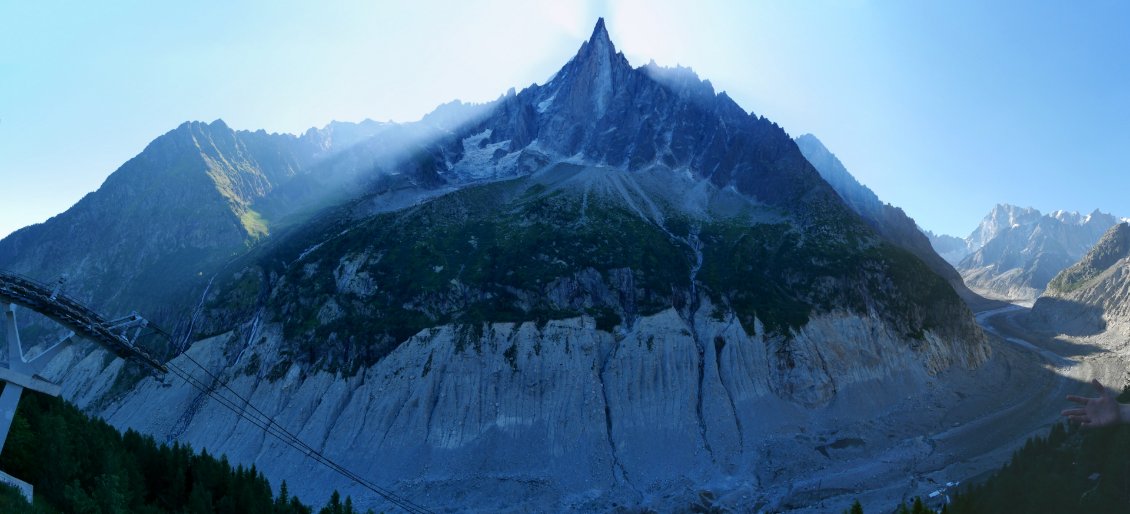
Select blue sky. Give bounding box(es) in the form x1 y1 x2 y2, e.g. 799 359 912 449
2 1 1128 239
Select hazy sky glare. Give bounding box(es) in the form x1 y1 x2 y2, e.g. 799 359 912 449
2 1 1128 240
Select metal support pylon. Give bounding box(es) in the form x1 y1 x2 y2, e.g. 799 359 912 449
0 270 168 503
0 301 70 502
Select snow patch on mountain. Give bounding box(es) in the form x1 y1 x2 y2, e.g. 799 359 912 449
451 129 522 181
536 93 557 114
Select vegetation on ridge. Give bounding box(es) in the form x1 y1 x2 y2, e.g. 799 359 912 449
202 169 974 374
1046 222 1130 294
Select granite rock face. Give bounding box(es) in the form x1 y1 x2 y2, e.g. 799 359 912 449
47 300 987 511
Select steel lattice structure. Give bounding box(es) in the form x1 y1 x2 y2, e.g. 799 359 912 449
0 270 166 372
0 269 167 501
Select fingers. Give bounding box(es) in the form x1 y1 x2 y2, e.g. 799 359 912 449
1067 416 1090 427
1066 395 1092 405
1063 408 1089 426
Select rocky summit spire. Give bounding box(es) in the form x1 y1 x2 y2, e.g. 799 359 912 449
590 17 611 46
559 18 629 117
580 17 617 63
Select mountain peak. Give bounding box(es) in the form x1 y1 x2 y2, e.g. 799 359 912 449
577 17 619 64
551 18 630 117
589 17 611 46
795 133 826 152
796 133 821 143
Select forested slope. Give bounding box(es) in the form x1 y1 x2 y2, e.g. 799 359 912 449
0 393 368 514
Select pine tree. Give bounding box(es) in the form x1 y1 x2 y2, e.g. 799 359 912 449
63 479 98 514
290 495 313 514
320 490 344 514
93 473 127 514
276 481 292 513
0 393 321 513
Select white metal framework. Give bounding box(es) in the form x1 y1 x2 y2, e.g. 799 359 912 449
0 271 167 501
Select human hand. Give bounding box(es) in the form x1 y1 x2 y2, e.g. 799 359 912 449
1062 379 1124 429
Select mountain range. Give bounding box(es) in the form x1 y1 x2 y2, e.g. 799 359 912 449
5 19 991 512
927 204 1120 301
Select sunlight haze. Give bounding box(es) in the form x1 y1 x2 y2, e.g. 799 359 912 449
2 0 1127 238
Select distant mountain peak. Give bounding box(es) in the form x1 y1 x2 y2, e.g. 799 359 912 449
640 61 720 101
959 204 1122 300
795 133 823 146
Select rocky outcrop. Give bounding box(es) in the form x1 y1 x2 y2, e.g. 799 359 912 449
1046 223 1130 295
1031 223 1130 338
